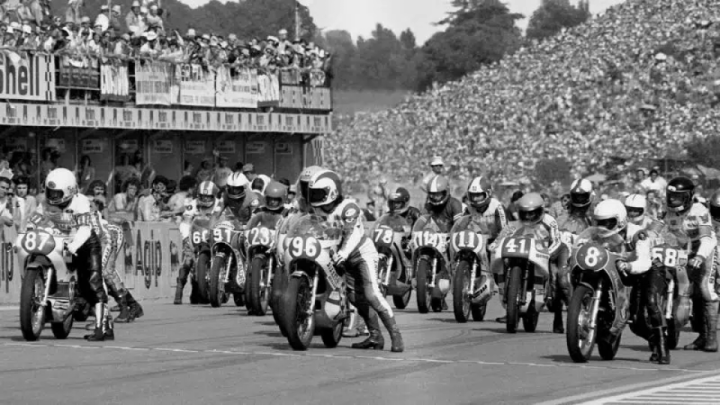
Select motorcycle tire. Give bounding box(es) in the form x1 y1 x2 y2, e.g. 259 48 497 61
20 269 46 341
378 255 390 297
280 276 315 351
51 315 74 340
471 304 486 321
667 319 680 350
209 255 226 308
195 253 211 303
393 288 412 310
523 301 539 333
320 321 343 348
233 292 244 307
598 332 621 360
567 284 597 363
415 258 431 314
72 301 90 322
249 255 270 316
271 265 289 336
506 266 523 333
453 260 472 323
431 297 443 312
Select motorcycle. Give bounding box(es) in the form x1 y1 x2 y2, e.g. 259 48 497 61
411 215 450 313
370 214 413 309
566 232 630 362
629 243 691 350
279 215 348 351
450 226 492 323
190 218 213 304
16 227 88 341
492 230 548 333
245 225 278 316
207 221 245 308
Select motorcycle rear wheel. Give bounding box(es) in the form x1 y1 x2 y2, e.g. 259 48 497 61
281 276 315 350
249 255 270 316
320 321 344 348
195 253 211 303
506 266 523 333
598 332 621 360
415 258 431 314
523 300 539 332
209 255 226 308
20 269 46 341
471 304 486 321
51 315 74 339
567 284 597 363
453 260 471 323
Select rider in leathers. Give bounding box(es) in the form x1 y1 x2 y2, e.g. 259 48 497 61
552 178 595 333
31 168 111 341
664 177 718 353
309 170 404 352
219 172 262 225
387 187 422 230
174 181 223 305
708 190 720 312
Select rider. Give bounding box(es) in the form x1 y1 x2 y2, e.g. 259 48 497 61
624 194 663 233
174 180 223 305
386 187 422 229
664 177 718 353
246 181 289 230
251 174 273 197
308 169 404 352
219 171 262 225
30 168 111 341
552 178 595 333
589 200 665 363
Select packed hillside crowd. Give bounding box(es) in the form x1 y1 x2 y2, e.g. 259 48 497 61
0 0 331 72
329 0 720 198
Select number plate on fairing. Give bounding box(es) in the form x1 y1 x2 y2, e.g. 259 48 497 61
575 243 610 272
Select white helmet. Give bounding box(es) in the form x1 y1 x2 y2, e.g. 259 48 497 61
251 174 273 195
624 194 647 225
308 170 341 208
225 172 249 200
593 199 627 238
45 168 78 207
569 178 594 208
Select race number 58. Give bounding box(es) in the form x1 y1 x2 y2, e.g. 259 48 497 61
651 247 679 267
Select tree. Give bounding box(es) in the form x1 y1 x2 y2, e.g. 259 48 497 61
323 30 356 89
526 0 591 41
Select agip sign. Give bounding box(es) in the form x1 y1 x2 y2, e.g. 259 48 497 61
0 53 54 101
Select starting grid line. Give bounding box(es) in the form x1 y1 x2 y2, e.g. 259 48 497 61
580 374 720 404
1 342 708 373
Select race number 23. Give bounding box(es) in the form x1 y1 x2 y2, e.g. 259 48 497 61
249 227 272 246
289 236 322 260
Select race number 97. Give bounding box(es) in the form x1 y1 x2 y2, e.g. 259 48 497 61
289 236 322 260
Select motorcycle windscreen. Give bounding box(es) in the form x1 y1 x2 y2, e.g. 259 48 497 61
286 214 341 241
375 214 409 233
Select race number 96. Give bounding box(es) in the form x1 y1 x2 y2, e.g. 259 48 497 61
289 236 322 260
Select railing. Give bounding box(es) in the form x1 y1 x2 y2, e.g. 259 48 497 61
0 51 332 112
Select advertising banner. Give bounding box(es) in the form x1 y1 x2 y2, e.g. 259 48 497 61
177 64 215 107
136 61 173 106
57 55 99 90
216 67 257 108
257 73 280 106
101 63 130 102
0 51 54 101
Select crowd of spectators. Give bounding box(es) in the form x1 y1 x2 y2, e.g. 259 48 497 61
0 0 331 72
329 0 720 205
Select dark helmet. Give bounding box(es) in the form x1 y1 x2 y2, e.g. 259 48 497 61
710 190 720 223
569 178 593 208
666 176 695 214
264 181 287 212
388 187 411 214
517 192 545 225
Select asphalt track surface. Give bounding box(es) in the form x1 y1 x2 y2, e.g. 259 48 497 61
1 297 719 405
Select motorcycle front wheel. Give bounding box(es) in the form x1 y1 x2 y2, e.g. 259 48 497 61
20 269 46 341
195 253 211 303
506 266 523 333
415 258 431 314
567 284 598 363
249 255 270 316
453 260 471 323
280 276 315 350
320 321 344 348
51 315 74 339
208 255 226 308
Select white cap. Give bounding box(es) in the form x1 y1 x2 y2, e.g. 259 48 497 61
430 156 444 166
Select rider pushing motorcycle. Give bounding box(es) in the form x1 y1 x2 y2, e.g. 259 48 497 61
308 169 404 352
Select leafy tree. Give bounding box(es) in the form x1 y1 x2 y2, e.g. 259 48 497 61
535 157 572 187
686 136 720 169
323 30 356 89
526 0 591 41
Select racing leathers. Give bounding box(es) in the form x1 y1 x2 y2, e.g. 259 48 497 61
30 194 111 341
665 203 719 352
175 197 223 304
325 198 404 352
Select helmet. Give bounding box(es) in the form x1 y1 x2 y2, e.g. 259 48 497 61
251 174 272 195
297 165 323 202
264 181 287 212
569 178 593 208
388 187 410 214
666 176 695 214
710 190 720 223
593 199 627 238
226 172 249 200
427 175 450 206
624 194 647 225
45 168 77 207
467 176 492 211
517 192 544 225
308 170 342 208
197 181 219 208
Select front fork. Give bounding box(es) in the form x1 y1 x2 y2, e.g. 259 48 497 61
41 267 53 307
383 255 394 287
588 279 604 332
307 273 319 315
468 259 478 298
666 278 675 320
429 257 438 288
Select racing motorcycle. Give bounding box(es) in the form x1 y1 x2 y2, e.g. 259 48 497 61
371 215 413 309
245 225 278 316
411 215 450 313
16 227 89 341
629 243 691 350
190 218 213 304
451 225 492 323
207 221 245 308
492 229 548 333
566 231 630 363
279 215 349 351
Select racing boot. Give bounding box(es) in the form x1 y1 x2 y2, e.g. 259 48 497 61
658 327 671 364
174 277 185 305
379 313 404 353
114 293 132 323
553 307 564 334
127 292 144 320
703 301 719 352
85 303 110 341
351 311 384 350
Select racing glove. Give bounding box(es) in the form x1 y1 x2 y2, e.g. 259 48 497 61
688 255 705 271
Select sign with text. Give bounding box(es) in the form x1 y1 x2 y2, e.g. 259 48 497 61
136 61 173 106
246 142 266 155
0 52 54 101
185 140 206 154
216 67 257 108
216 140 236 154
82 139 105 154
152 139 173 154
177 64 215 107
101 63 130 102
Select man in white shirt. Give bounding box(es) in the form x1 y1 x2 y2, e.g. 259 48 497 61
640 169 666 198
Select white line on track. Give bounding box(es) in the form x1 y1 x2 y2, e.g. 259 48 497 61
580 374 720 405
2 342 710 374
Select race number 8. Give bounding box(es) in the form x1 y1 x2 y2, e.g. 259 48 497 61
584 247 600 267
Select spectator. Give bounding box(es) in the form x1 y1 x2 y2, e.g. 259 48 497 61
138 175 170 221
363 201 377 222
76 154 95 192
421 156 444 192
213 155 232 188
0 175 21 236
94 4 109 33
242 163 257 181
14 175 35 231
196 159 213 183
126 1 141 35
109 177 141 218
166 175 197 219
